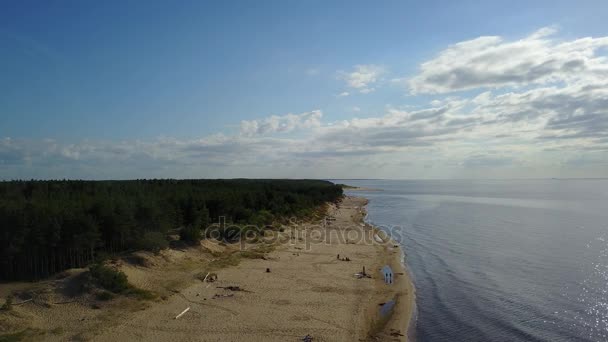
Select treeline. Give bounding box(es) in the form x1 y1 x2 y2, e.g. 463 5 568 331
0 179 342 281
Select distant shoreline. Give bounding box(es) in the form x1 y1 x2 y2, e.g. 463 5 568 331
339 184 384 192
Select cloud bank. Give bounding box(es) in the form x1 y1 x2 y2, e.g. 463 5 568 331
1 27 607 179
409 27 608 94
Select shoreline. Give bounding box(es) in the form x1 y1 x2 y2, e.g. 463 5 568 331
359 197 416 341
0 195 414 341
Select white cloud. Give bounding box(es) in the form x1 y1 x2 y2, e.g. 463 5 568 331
337 91 350 97
409 27 608 94
239 110 323 137
339 64 386 94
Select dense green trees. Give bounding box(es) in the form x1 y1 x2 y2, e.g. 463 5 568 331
0 179 342 281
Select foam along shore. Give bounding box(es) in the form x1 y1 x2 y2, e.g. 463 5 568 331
0 196 414 341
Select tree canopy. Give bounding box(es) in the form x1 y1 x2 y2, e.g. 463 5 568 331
0 179 342 281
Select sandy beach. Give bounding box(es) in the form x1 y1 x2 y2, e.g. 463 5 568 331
0 196 414 341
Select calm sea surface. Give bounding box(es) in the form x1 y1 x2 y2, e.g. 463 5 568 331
338 179 608 342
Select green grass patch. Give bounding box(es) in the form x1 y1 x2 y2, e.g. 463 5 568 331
89 264 130 293
1 295 13 311
89 264 156 300
95 290 115 301
125 287 157 300
239 251 266 259
49 327 65 336
0 329 41 342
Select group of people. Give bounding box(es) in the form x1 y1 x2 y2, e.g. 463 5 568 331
336 254 350 261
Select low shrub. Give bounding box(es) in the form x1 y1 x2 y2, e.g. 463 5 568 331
89 264 156 301
1 295 13 311
137 231 169 253
95 291 115 301
125 287 156 300
89 264 129 293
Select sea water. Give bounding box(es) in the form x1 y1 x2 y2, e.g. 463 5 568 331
338 179 608 342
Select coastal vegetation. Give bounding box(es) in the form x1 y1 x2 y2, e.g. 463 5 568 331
88 263 155 300
0 179 342 281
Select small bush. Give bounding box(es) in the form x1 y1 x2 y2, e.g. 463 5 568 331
137 231 169 253
89 264 129 293
125 287 156 300
1 295 13 311
89 264 156 301
0 329 33 342
95 291 115 301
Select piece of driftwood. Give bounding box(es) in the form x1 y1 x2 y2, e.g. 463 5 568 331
217 286 252 293
390 330 404 337
212 294 234 299
354 272 371 279
175 307 190 319
14 299 33 305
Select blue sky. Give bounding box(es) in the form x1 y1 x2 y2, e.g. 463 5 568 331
1 1 608 179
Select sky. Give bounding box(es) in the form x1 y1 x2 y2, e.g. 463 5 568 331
1 0 608 179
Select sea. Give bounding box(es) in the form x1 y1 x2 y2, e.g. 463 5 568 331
338 179 608 342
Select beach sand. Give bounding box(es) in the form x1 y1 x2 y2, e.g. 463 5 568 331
0 196 414 341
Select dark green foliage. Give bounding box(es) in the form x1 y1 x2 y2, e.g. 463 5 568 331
1 295 12 311
89 264 129 293
89 264 155 300
137 232 169 253
0 329 39 342
250 210 274 228
179 225 201 244
0 179 343 280
125 287 156 300
95 290 115 301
